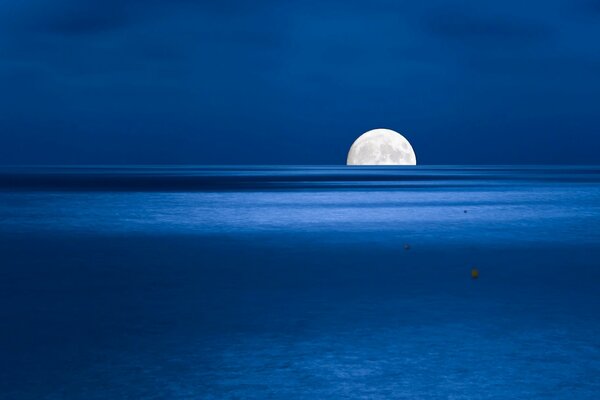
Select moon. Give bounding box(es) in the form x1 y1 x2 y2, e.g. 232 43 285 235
347 128 417 165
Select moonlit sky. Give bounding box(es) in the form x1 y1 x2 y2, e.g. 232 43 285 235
0 0 599 165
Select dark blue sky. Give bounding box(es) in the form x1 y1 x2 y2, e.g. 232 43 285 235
1 0 599 165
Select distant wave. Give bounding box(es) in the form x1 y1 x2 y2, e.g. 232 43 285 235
1 166 599 191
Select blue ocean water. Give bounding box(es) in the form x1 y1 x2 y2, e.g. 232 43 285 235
1 166 599 399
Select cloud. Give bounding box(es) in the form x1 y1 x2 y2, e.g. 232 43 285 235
425 9 553 45
0 1 128 35
582 0 600 14
39 7 129 35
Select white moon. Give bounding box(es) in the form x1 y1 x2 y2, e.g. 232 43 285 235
347 128 417 165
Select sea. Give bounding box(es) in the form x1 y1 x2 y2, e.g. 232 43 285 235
0 166 599 399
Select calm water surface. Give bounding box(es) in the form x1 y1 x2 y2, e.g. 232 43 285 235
1 166 599 399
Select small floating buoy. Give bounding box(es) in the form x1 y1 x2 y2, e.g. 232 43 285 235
403 244 411 251
471 268 479 279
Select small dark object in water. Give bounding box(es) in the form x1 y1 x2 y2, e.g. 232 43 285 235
403 244 411 250
464 210 468 213
471 268 479 279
